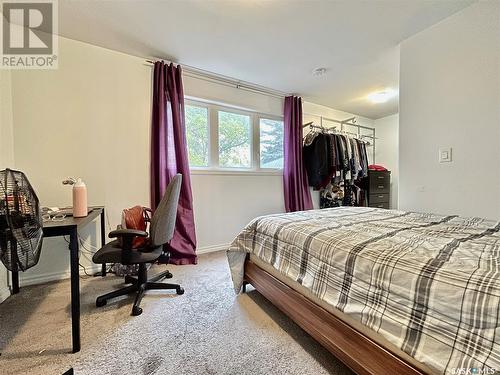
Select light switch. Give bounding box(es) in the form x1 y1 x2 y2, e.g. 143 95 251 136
439 147 452 163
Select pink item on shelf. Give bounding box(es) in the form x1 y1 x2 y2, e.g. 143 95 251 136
368 164 388 171
72 178 88 217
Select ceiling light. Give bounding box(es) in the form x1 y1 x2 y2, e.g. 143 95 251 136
312 67 327 77
367 89 397 104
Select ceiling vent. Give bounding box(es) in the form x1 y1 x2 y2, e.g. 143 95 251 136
312 67 327 77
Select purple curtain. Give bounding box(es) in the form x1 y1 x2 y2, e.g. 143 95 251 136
151 62 197 265
283 96 313 212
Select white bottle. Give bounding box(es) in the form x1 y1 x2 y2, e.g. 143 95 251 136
72 178 88 217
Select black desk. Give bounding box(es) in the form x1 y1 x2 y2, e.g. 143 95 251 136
11 206 105 353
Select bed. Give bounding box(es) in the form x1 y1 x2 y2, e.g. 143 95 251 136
227 207 500 375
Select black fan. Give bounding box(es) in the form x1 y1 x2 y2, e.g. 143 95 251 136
0 168 43 271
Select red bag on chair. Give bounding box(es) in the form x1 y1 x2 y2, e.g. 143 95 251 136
121 205 149 249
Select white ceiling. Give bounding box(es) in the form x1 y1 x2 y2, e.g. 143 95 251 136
58 0 473 119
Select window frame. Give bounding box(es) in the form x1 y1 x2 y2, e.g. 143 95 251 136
216 106 254 170
185 98 284 175
258 116 285 170
184 101 210 169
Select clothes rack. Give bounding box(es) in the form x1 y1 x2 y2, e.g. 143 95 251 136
303 122 371 207
303 123 372 144
303 115 376 163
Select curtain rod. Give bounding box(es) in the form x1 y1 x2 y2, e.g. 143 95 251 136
145 58 289 99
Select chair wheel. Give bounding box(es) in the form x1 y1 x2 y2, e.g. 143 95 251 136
96 298 107 307
176 287 184 295
132 306 143 316
165 271 173 279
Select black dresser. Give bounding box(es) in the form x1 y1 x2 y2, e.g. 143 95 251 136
366 170 391 209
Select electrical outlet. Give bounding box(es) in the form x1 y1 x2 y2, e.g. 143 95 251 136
439 147 452 163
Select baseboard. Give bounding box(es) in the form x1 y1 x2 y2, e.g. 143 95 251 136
197 243 229 255
13 245 227 288
20 265 102 287
0 286 10 303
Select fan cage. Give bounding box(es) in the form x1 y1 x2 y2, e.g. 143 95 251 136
0 169 43 272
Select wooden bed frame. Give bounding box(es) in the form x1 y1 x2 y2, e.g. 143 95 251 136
243 258 427 375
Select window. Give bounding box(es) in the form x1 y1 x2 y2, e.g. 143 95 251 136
185 99 284 172
185 105 209 167
218 111 251 168
259 118 284 169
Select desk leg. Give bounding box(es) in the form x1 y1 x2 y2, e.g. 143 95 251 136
11 268 19 294
11 239 19 294
69 228 81 353
100 209 106 277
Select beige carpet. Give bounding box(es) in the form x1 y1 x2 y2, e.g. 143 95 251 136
0 251 353 375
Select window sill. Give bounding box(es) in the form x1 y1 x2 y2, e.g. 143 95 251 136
190 168 283 176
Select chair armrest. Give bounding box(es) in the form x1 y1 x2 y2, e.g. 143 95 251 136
108 229 148 239
108 229 148 264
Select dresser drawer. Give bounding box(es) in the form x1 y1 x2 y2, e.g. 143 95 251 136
369 193 390 204
369 180 390 193
368 171 390 193
369 201 390 209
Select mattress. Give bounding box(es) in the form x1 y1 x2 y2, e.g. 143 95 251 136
227 207 500 375
249 254 434 374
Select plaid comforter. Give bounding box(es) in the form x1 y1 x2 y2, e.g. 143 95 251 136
227 207 500 375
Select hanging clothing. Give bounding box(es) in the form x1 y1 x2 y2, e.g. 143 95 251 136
304 128 371 207
327 134 338 174
350 138 360 179
355 139 369 178
303 133 330 190
303 131 319 146
361 141 369 176
320 183 343 208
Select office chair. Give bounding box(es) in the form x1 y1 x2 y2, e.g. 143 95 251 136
93 174 184 316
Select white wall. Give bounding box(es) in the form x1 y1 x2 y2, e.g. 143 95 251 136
10 36 152 285
399 1 500 219
0 71 15 169
190 173 284 249
374 114 399 209
0 69 15 302
303 101 374 135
